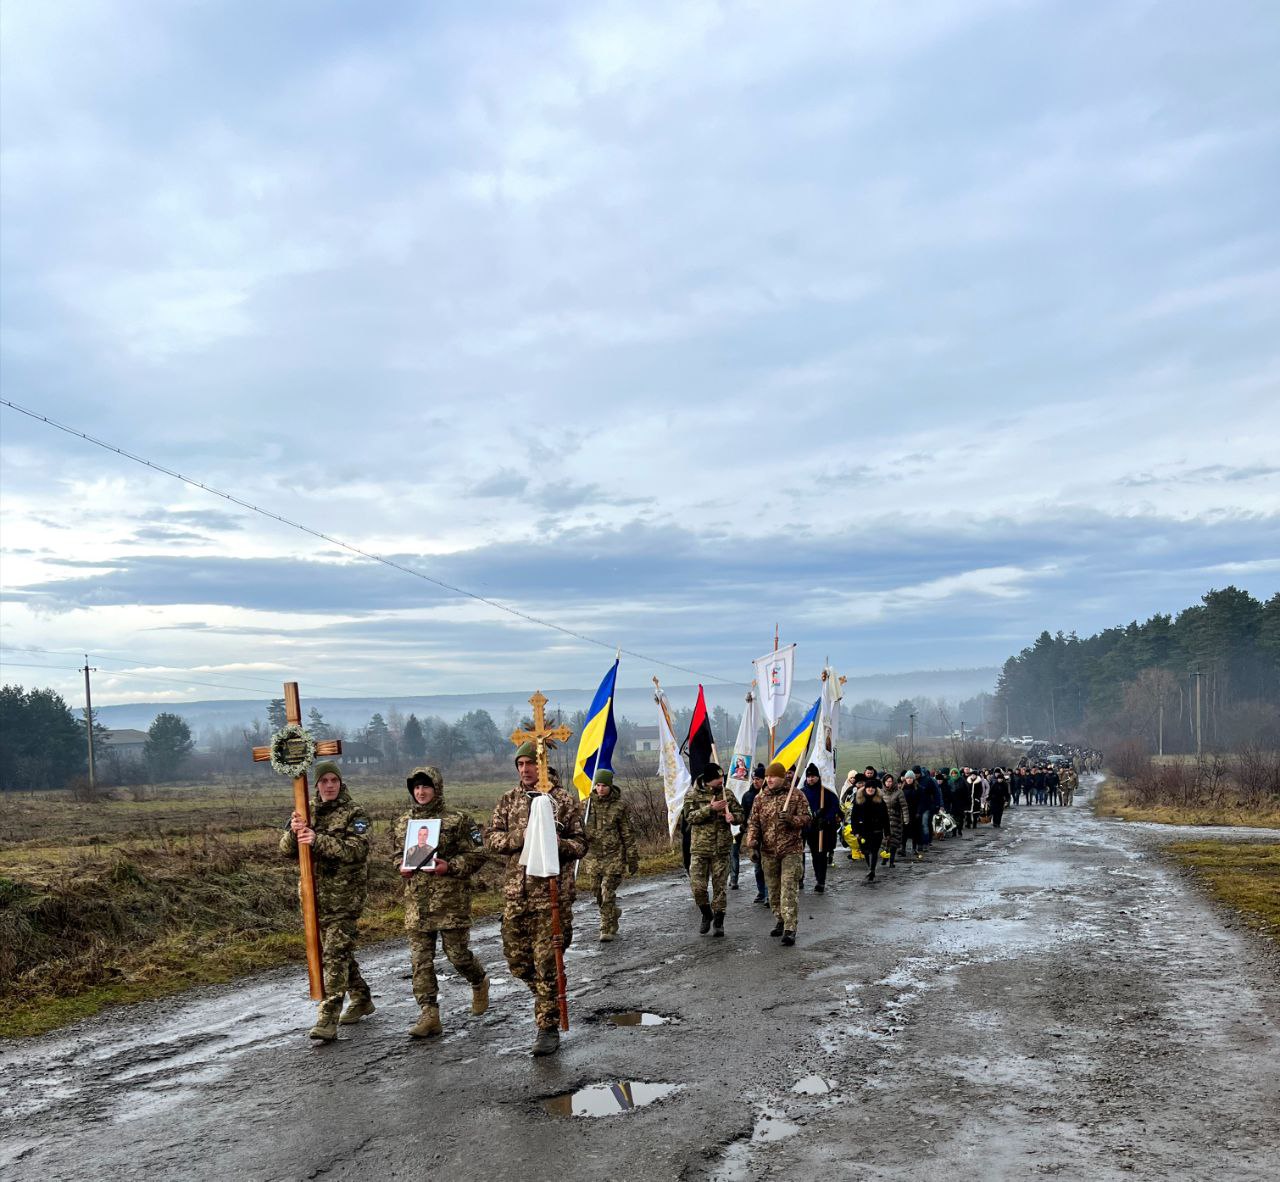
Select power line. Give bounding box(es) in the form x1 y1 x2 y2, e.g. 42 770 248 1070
1 398 741 685
0 659 304 698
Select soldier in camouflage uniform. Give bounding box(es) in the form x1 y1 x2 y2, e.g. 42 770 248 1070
681 763 744 937
395 766 489 1038
743 761 812 947
279 760 372 1041
577 769 638 943
487 741 587 1056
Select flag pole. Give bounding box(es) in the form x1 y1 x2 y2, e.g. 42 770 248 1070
769 623 779 758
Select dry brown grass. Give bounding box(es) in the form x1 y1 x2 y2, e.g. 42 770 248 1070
1094 779 1280 829
1164 839 1280 948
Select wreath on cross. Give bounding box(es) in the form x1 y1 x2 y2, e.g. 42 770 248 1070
268 722 317 778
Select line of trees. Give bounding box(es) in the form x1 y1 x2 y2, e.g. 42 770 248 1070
995 587 1280 752
0 685 195 793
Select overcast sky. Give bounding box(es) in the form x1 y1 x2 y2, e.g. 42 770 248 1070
1 0 1277 709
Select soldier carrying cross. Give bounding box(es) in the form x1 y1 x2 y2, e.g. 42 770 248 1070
486 691 586 1056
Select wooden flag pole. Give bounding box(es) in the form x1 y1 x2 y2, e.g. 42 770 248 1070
509 690 574 1031
251 681 342 1001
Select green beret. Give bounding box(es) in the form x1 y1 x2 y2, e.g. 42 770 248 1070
514 740 537 762
314 760 342 781
593 770 614 787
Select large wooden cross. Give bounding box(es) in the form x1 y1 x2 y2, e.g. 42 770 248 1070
509 690 573 793
250 681 342 1000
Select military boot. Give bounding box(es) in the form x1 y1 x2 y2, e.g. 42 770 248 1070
531 1027 560 1056
598 931 615 943
339 996 375 1025
470 977 490 1017
409 1004 443 1038
698 904 713 934
309 1002 340 1042
769 921 784 937
781 930 796 946
712 911 725 937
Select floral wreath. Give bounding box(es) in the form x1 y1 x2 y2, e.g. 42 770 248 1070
269 723 317 778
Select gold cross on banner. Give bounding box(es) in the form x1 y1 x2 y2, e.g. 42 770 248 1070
509 690 574 793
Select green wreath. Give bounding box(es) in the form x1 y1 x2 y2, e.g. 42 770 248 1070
269 723 317 778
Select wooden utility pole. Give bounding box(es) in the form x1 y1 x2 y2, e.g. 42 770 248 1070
1158 700 1164 758
81 656 98 797
1192 671 1203 757
909 711 916 763
251 681 342 1000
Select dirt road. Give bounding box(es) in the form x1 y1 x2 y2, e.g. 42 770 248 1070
3 776 1278 1181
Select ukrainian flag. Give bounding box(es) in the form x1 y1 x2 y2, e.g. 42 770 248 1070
572 658 620 799
771 697 820 772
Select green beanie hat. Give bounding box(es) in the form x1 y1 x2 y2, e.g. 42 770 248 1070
314 760 342 781
514 740 537 763
593 769 614 787
766 761 787 778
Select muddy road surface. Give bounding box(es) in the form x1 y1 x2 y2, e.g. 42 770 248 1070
3 777 1278 1181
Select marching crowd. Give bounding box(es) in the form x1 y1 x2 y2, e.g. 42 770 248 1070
279 747 1085 1057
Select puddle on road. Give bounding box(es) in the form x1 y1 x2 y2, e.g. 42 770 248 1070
712 1105 801 1180
792 1075 834 1095
541 1081 683 1117
603 1011 675 1027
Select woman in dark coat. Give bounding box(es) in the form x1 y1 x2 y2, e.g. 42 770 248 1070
880 772 911 868
851 781 891 883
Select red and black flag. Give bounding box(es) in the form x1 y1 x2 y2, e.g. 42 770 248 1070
681 684 715 782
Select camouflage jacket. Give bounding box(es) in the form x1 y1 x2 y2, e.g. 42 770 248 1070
681 781 745 857
394 790 487 931
279 786 370 921
486 782 587 910
744 782 812 858
580 784 639 875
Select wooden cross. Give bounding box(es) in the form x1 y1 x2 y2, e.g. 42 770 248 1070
250 681 342 1000
509 690 573 793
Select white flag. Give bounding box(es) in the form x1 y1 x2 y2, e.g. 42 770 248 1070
724 691 760 803
810 668 839 790
752 644 795 732
655 688 692 838
826 664 845 746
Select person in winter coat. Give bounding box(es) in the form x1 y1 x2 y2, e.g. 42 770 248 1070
395 766 489 1038
880 772 911 868
578 769 639 943
800 763 841 892
744 762 812 946
945 769 968 835
851 781 890 882
900 771 921 856
917 769 942 856
987 769 1010 828
279 761 372 1042
681 763 745 936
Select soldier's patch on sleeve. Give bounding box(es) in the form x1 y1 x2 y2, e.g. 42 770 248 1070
352 818 370 835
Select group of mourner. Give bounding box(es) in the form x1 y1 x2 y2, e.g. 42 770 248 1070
280 747 1083 1057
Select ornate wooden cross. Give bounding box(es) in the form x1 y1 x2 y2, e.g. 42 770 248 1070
250 681 342 1000
509 690 573 793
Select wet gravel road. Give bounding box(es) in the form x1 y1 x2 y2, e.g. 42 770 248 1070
3 777 1279 1181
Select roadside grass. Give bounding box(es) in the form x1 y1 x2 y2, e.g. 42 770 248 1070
0 780 683 1040
1093 780 1280 829
1163 840 1280 948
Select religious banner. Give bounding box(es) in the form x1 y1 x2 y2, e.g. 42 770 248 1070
753 643 795 733
725 688 760 803
654 680 692 837
810 667 840 790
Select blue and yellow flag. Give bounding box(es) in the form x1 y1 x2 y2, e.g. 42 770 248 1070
572 658 620 799
771 697 820 772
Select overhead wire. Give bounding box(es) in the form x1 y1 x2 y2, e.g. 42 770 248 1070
1 398 743 685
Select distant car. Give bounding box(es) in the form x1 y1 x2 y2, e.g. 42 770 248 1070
1020 736 1035 744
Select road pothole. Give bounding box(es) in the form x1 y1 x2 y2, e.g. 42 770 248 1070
791 1075 834 1094
541 1081 684 1117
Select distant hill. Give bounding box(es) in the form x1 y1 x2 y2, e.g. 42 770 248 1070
93 667 999 736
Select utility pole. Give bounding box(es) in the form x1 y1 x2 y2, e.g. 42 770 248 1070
81 655 98 796
1158 700 1164 758
909 712 916 762
1005 702 1010 740
1049 686 1057 742
1192 671 1203 758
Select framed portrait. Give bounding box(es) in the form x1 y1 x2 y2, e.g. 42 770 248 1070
729 754 749 781
401 818 441 871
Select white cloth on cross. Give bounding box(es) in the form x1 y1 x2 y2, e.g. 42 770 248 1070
519 792 561 878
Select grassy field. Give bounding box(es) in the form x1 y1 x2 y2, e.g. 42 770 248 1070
1164 840 1280 949
1093 779 1280 829
0 773 679 1039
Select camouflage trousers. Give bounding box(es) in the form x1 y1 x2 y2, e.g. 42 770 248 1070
689 850 731 913
579 864 623 936
408 927 486 1007
760 853 803 931
320 918 370 1018
502 904 574 1031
